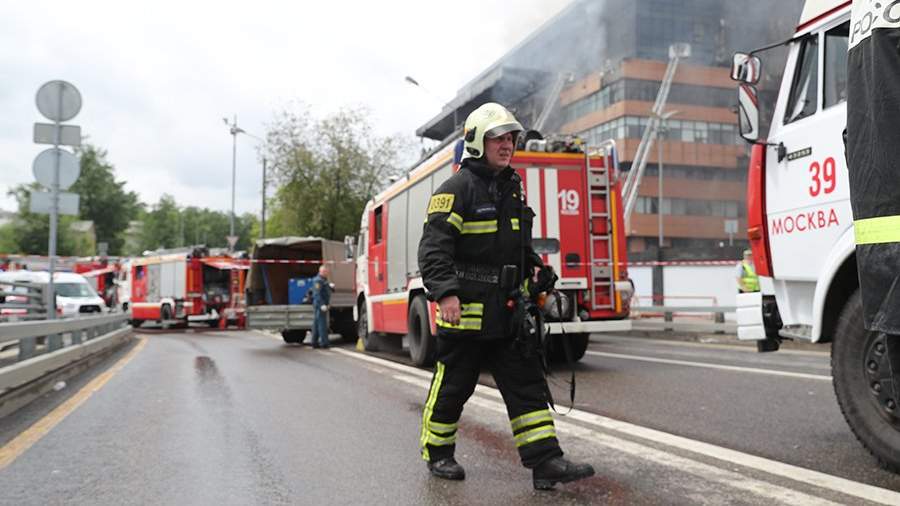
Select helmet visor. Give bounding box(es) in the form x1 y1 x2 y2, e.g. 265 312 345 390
484 121 523 139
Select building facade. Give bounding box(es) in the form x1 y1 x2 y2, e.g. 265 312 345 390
415 0 803 258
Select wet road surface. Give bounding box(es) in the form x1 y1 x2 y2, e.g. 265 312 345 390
1 329 899 505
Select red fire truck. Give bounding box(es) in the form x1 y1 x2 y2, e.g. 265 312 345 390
74 258 119 309
122 247 248 328
354 139 633 366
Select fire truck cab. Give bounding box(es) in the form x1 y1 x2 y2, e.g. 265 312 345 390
733 0 851 349
354 137 633 367
730 0 900 470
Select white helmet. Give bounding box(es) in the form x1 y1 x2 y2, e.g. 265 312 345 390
462 102 523 159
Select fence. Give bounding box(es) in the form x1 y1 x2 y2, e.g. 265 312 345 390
630 295 736 333
0 280 47 322
0 313 132 399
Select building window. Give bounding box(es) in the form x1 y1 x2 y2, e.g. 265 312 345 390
634 197 745 218
578 116 740 146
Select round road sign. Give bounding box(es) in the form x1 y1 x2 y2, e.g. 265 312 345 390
36 80 82 122
33 148 81 190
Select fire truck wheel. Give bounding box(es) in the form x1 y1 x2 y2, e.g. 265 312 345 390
160 304 173 329
331 309 357 342
408 295 436 367
549 333 589 363
832 289 900 472
358 302 380 352
281 330 305 344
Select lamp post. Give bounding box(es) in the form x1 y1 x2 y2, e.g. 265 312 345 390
223 115 244 242
656 110 679 249
405 75 457 128
223 116 267 247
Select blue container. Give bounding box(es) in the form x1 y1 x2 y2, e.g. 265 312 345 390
288 277 315 305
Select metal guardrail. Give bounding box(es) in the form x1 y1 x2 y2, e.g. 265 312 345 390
0 313 130 362
631 306 737 334
0 280 47 322
0 313 132 397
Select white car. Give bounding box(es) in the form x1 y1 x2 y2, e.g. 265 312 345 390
0 271 108 317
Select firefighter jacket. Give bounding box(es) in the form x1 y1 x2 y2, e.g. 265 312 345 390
418 158 542 340
848 2 900 333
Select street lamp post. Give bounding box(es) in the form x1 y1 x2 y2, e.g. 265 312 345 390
223 115 244 242
405 75 457 128
223 116 269 248
656 110 679 249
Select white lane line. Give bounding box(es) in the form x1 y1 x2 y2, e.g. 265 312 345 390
395 373 840 506
592 334 830 357
333 348 900 505
586 351 832 381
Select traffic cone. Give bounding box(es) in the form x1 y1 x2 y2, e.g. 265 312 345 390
356 337 364 351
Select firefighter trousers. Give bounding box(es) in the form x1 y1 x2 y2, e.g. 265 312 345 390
420 336 564 468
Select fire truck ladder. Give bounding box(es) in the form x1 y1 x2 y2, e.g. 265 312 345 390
533 72 572 133
586 140 618 311
621 43 691 221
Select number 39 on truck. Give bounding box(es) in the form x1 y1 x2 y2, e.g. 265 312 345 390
731 0 900 470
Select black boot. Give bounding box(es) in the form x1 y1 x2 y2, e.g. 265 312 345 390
427 457 465 480
532 456 595 490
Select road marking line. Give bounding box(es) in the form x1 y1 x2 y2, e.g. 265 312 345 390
334 348 900 505
0 336 148 471
585 351 832 381
594 334 830 357
394 374 840 506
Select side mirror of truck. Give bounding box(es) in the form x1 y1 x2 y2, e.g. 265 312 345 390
731 53 761 84
737 84 760 143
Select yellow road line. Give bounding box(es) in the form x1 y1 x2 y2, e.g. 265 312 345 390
0 336 148 471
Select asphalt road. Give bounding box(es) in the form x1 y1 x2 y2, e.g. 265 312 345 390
1 329 900 505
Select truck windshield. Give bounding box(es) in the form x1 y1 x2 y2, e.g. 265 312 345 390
785 34 819 123
55 283 97 298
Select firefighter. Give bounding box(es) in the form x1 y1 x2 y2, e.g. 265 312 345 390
310 265 332 349
736 249 759 294
847 2 900 408
417 102 595 490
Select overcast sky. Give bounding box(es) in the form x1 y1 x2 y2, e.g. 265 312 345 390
0 0 571 219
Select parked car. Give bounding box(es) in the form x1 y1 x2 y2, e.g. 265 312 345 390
0 270 108 317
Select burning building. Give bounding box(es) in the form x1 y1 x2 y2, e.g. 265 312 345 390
415 0 803 258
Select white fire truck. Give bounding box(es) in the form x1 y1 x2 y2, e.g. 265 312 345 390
731 0 900 469
353 137 633 366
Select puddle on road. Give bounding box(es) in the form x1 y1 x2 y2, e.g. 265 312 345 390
193 355 232 405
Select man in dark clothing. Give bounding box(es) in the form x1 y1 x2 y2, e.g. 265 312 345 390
848 1 900 335
417 102 595 490
310 265 332 349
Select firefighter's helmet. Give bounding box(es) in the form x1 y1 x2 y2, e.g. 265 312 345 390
462 103 523 159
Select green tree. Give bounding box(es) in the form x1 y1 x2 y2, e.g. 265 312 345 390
137 198 259 253
262 104 413 240
70 144 141 255
4 183 79 255
138 194 180 252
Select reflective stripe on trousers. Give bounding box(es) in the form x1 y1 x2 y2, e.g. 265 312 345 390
421 362 458 460
510 408 557 448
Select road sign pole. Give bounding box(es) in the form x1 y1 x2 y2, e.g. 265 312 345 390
47 83 65 320
33 79 83 319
